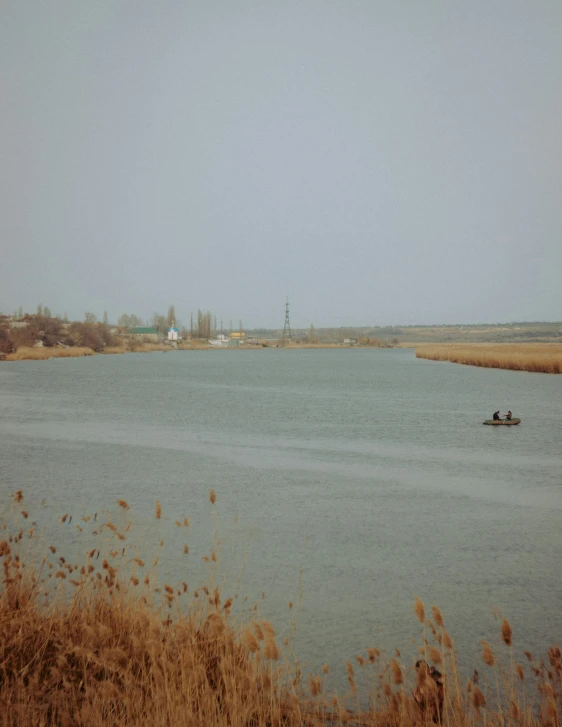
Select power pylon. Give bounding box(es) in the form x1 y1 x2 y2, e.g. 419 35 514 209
283 297 292 339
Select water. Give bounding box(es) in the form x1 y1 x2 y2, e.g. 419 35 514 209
1 348 561 684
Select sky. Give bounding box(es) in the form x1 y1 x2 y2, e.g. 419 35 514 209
1 0 561 329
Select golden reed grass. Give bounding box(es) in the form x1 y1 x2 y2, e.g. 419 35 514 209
415 343 562 374
5 346 95 361
1 492 561 726
5 342 173 361
105 341 172 354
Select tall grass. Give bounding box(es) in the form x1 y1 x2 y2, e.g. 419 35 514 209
121 341 172 353
5 346 95 361
416 344 562 374
4 341 173 361
1 490 560 726
102 340 172 353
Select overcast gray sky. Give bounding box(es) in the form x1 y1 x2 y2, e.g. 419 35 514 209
1 0 561 328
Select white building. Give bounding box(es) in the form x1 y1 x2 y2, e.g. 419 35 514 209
209 333 229 347
168 323 179 341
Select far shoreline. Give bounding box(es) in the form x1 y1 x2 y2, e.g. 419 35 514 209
1 341 404 362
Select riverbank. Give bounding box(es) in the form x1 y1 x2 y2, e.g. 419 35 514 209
1 340 395 361
1 491 560 727
1 341 207 360
4 345 96 361
415 343 562 374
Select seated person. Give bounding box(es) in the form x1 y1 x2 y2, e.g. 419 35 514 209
505 410 512 420
492 410 501 420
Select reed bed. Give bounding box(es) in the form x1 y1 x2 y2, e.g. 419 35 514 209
1 491 560 727
5 346 95 361
4 342 173 361
100 345 128 354
118 341 172 353
415 344 562 374
101 341 173 354
178 340 213 350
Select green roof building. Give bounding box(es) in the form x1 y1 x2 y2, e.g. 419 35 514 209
126 327 161 339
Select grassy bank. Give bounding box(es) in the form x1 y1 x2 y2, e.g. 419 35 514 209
1 492 560 726
4 342 174 360
415 344 562 374
4 346 96 361
105 341 172 354
2 336 398 361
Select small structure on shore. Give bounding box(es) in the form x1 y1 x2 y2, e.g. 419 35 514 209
209 333 229 347
125 327 161 341
167 322 179 342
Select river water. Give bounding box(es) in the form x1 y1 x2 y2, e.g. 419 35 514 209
1 348 561 683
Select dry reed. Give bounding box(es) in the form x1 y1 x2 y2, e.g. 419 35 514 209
502 618 513 646
5 345 95 361
4 342 174 362
0 494 560 727
415 343 562 374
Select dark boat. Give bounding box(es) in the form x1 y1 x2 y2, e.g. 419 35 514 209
483 418 521 426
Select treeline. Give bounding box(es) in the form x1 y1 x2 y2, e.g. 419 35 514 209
0 314 117 355
1 304 226 352
119 307 218 338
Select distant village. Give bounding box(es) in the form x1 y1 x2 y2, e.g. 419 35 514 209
0 303 402 357
1 304 561 359
0 312 381 356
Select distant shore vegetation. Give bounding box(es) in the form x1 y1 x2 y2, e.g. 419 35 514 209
415 344 562 374
0 308 400 361
1 306 561 362
1 489 560 726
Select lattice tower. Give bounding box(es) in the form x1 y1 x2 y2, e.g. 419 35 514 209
283 297 292 339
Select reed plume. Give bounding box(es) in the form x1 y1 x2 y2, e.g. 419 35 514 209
471 686 486 712
427 645 442 665
481 640 496 666
414 597 425 623
501 617 513 646
309 674 322 696
432 605 444 628
391 658 403 684
242 628 259 653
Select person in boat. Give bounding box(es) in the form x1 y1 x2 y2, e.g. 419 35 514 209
413 659 445 722
505 410 512 420
492 410 501 420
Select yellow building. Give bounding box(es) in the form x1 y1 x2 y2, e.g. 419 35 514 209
229 331 245 340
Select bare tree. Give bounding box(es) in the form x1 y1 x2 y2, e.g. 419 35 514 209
167 305 176 327
84 312 97 324
195 309 212 338
117 313 143 329
151 313 168 335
